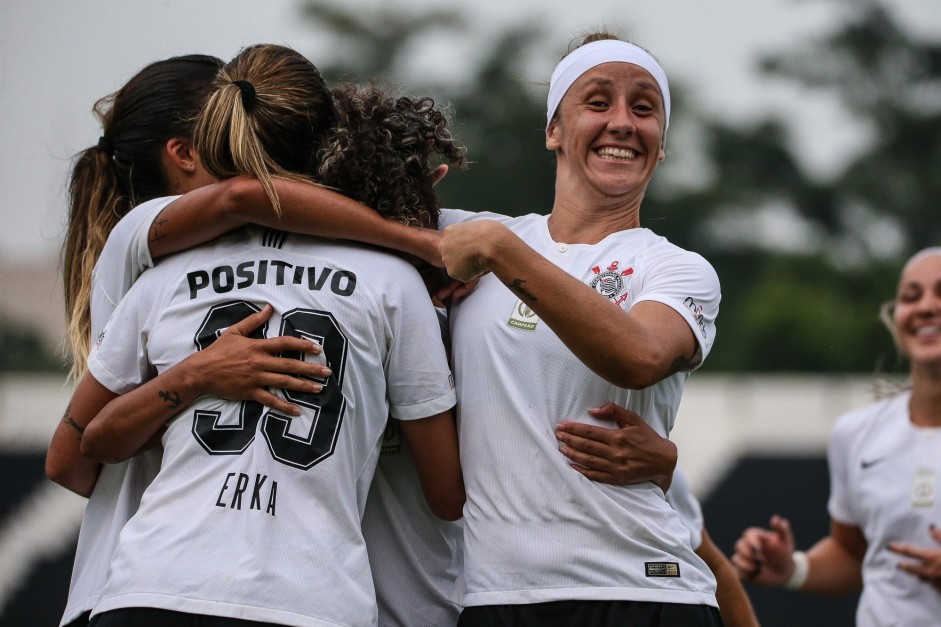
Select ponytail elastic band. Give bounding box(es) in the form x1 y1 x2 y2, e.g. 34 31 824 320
97 136 114 157
233 80 257 111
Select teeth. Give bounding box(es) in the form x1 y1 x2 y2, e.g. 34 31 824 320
915 325 941 336
597 147 636 160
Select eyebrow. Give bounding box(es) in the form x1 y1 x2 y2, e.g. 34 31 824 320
578 77 662 95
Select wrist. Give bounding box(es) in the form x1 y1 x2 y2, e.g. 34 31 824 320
784 550 809 590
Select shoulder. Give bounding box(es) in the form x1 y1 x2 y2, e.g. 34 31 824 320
439 207 524 229
831 392 908 446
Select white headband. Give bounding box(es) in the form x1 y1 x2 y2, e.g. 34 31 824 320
546 40 671 142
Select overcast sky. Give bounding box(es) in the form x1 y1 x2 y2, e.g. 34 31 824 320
2 0 938 264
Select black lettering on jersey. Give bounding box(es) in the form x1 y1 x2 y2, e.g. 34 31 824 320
215 472 277 517
271 260 291 285
308 267 333 291
212 266 235 293
188 270 210 299
231 473 250 508
250 474 268 510
187 260 357 299
236 261 255 288
267 481 278 516
216 472 236 507
332 270 356 296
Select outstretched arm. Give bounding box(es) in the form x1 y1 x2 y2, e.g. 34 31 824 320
81 305 328 463
148 176 442 267
439 221 702 389
732 514 864 595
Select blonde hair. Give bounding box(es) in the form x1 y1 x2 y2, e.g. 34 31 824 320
63 55 222 379
195 44 336 217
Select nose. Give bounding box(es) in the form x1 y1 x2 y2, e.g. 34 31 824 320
607 102 635 134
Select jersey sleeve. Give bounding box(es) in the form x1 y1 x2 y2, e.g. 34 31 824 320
87 270 163 395
382 264 456 421
439 207 514 229
826 411 861 526
632 249 720 368
89 196 180 338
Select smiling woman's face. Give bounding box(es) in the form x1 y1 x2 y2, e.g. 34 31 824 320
546 62 666 205
893 252 941 367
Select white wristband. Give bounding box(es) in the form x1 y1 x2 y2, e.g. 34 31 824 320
784 550 809 590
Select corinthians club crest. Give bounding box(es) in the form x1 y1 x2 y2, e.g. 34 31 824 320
589 260 633 306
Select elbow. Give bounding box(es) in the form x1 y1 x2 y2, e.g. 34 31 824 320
45 454 95 498
222 177 269 218
605 349 672 389
79 427 125 464
429 489 466 522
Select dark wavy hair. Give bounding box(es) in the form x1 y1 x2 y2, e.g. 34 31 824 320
318 84 467 229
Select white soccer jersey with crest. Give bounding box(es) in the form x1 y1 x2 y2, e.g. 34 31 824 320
441 209 720 608
87 226 455 627
827 391 941 627
60 195 177 627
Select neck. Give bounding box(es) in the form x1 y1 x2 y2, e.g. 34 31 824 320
909 364 941 427
548 189 643 244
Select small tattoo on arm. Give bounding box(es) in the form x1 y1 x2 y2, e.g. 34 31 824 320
149 211 169 243
62 402 86 435
64 417 86 435
506 278 537 302
158 390 182 409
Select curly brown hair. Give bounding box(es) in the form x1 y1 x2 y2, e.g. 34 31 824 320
318 84 467 229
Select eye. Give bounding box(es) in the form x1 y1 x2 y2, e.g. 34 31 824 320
897 286 922 303
587 98 609 109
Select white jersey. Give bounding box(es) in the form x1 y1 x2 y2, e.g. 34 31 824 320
827 391 941 627
362 308 462 627
87 227 456 626
666 466 705 552
60 195 176 626
363 421 463 627
442 210 720 608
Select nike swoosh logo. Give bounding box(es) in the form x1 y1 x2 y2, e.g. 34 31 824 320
860 457 885 470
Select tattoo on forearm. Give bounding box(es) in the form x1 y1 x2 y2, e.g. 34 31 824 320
62 402 86 435
64 417 86 435
506 278 537 302
149 210 169 242
158 390 182 409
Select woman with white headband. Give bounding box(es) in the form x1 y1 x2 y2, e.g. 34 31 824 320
438 33 723 625
732 247 941 626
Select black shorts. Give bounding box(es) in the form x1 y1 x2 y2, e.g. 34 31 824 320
89 608 282 627
458 600 724 627
62 611 91 627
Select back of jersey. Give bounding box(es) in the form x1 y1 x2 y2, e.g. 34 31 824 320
88 227 455 627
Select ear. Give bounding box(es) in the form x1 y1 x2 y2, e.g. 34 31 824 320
658 146 666 161
165 137 198 173
546 119 561 151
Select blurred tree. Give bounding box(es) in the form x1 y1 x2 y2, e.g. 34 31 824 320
0 315 64 372
295 0 933 373
760 0 941 255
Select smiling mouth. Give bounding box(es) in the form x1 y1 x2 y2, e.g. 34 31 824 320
596 147 637 161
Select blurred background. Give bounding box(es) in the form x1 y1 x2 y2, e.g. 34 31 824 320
1 0 938 624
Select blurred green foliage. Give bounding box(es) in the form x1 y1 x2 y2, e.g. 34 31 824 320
1 315 65 372
300 0 937 373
